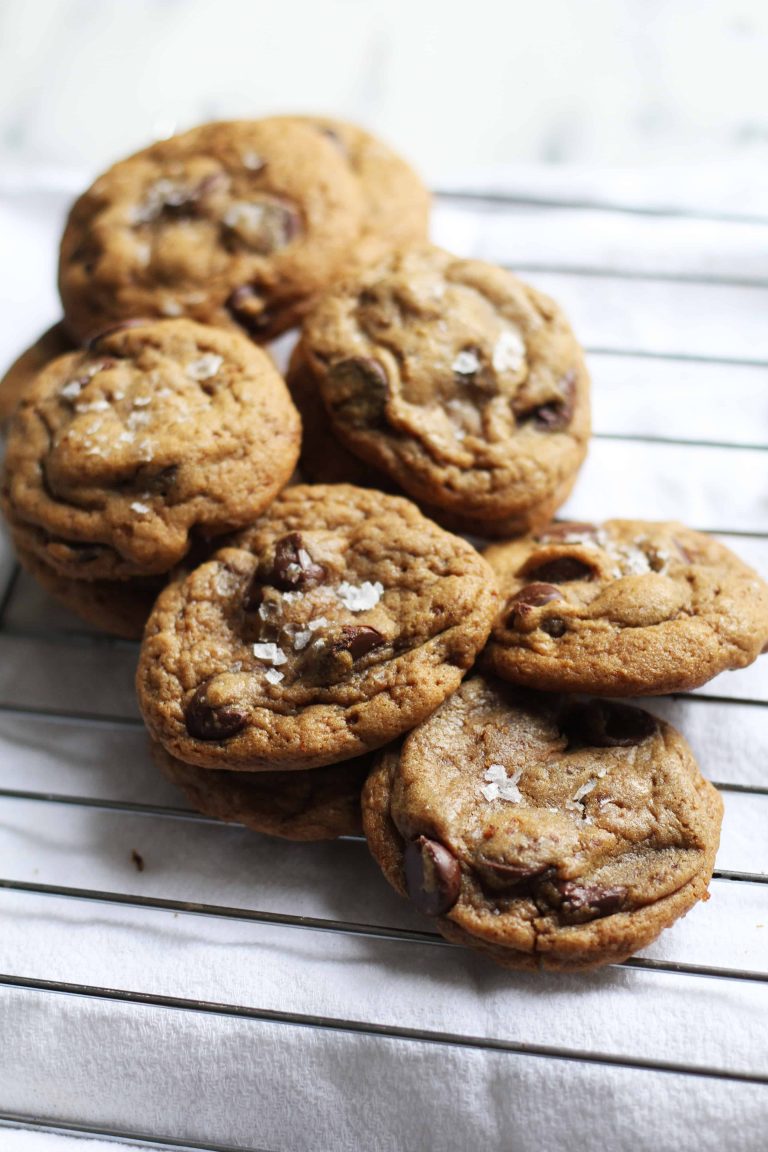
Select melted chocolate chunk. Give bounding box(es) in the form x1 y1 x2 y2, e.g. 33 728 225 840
86 319 152 348
185 682 247 741
557 880 627 923
506 583 563 627
269 532 326 591
329 625 384 660
222 197 301 254
524 556 596 583
404 836 461 916
540 617 567 637
517 370 576 431
326 357 390 428
225 285 268 335
564 700 657 749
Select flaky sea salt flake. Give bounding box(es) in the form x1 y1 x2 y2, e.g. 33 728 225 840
186 354 223 381
336 581 384 612
452 349 480 375
252 642 287 665
492 327 526 373
131 501 151 515
265 668 284 685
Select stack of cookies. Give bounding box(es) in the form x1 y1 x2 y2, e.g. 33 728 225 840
2 115 768 972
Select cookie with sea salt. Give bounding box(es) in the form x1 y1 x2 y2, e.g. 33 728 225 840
289 246 590 537
1 318 301 581
0 322 75 427
58 118 365 342
362 676 723 971
152 740 370 841
136 484 498 770
483 519 768 695
275 115 430 251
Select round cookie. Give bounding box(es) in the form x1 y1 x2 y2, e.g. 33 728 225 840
1 318 301 581
275 115 430 250
152 740 370 841
137 484 499 771
58 118 366 342
290 246 590 537
0 322 75 428
363 676 723 972
483 519 768 696
15 544 162 640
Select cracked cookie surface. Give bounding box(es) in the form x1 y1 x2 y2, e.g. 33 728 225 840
484 519 768 695
362 675 722 971
1 318 301 580
137 484 498 770
58 118 365 342
152 740 370 841
290 246 590 536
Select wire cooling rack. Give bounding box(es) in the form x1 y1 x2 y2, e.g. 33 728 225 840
0 178 767 1152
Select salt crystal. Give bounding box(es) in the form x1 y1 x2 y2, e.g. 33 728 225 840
131 501 150 514
452 349 480 376
61 380 83 399
161 299 183 317
336 581 384 612
481 763 523 804
242 151 265 171
265 668 284 685
133 396 152 407
492 327 525 373
186 354 223 381
293 630 312 651
307 616 327 632
480 782 500 802
252 642 287 665
572 779 597 803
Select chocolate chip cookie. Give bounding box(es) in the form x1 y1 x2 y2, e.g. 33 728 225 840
137 484 498 771
152 740 369 840
1 318 301 580
58 118 366 342
289 246 590 537
15 544 162 640
363 676 722 971
0 322 75 427
484 519 768 695
275 115 430 252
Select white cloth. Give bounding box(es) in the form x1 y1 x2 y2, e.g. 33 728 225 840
0 168 766 1152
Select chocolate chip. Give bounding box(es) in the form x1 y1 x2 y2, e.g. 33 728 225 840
329 625 384 660
522 370 577 431
404 836 461 916
268 533 326 591
325 357 390 428
185 683 247 741
564 700 657 748
507 583 565 628
537 521 598 543
159 172 227 218
222 197 301 255
557 880 627 923
540 617 566 637
476 858 550 886
242 574 264 612
524 556 596 583
45 540 110 565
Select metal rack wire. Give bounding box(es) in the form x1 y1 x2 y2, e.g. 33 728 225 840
0 184 767 1151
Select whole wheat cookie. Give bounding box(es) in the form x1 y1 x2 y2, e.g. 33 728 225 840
15 544 162 640
275 115 430 252
363 676 722 972
289 246 590 536
0 322 75 427
484 519 768 695
1 318 301 580
137 484 498 771
58 118 366 342
152 740 370 841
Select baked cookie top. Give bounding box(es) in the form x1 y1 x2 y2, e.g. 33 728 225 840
58 118 365 342
275 115 430 250
153 740 370 841
484 519 768 696
292 246 590 530
1 319 301 580
137 484 498 771
362 676 722 971
0 322 75 427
